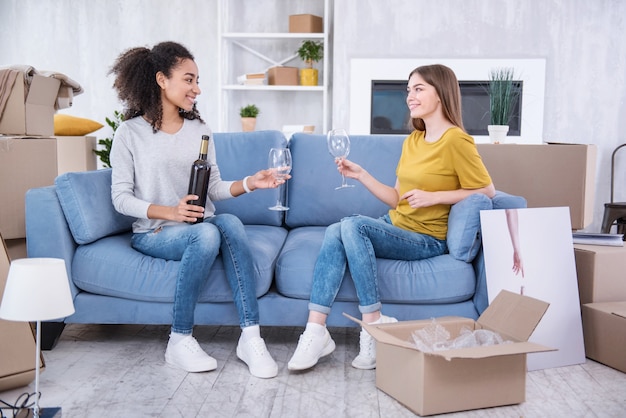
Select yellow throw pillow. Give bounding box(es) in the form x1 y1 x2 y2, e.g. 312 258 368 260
54 114 104 136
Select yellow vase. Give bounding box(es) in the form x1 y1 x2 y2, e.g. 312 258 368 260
299 68 318 86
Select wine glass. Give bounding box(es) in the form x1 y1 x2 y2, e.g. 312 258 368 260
327 128 355 189
268 147 292 211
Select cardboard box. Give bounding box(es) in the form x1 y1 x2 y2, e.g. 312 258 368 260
348 290 553 416
0 233 40 392
0 136 96 239
268 66 299 86
477 143 596 230
289 14 323 33
582 301 626 373
574 244 626 304
0 72 61 136
55 135 98 174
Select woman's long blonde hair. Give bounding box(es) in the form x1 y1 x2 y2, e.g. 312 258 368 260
409 64 465 132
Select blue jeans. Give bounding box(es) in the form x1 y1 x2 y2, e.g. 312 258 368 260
131 213 259 334
309 214 447 315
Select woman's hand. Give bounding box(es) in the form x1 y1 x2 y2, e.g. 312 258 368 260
337 158 364 180
400 189 439 208
174 195 204 223
250 169 292 190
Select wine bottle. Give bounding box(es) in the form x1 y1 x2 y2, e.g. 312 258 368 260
186 135 211 224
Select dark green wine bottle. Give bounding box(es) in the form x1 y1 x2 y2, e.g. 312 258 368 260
186 135 211 224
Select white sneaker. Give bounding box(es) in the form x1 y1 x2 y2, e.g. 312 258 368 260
351 314 398 370
236 336 278 379
288 327 336 371
165 335 217 372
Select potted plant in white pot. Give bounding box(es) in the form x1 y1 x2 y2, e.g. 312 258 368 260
488 67 520 143
240 104 260 132
296 40 323 86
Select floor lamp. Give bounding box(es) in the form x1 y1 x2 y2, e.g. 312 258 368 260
0 258 75 418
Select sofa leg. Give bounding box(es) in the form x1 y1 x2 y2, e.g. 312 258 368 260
41 322 66 350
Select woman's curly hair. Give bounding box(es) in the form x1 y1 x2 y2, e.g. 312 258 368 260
109 41 204 132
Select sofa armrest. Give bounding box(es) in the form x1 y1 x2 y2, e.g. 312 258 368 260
25 186 80 298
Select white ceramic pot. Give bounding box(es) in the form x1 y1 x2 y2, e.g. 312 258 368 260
487 125 509 144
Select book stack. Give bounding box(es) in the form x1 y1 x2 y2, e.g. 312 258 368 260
572 232 624 247
237 73 266 85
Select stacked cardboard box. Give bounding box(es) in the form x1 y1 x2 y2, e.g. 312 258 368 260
477 143 596 230
0 233 41 392
0 136 96 239
348 290 552 416
575 244 626 373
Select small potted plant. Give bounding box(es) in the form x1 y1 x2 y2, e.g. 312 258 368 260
296 40 323 86
488 67 520 143
239 104 260 132
93 110 124 168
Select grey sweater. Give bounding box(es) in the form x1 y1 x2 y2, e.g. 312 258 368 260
110 117 234 233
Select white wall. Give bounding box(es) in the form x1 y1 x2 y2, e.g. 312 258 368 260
1 0 625 232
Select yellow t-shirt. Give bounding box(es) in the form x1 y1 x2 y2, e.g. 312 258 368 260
388 127 492 240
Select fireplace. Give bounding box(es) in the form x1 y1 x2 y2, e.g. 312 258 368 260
349 59 545 143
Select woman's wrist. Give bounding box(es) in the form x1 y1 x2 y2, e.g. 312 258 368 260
242 176 253 193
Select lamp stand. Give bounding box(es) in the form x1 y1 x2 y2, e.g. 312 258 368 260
30 320 61 418
34 320 41 418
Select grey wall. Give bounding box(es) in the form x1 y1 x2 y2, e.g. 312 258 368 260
1 0 625 232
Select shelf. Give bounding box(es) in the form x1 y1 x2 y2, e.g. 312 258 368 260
217 0 330 133
222 32 324 40
222 85 324 91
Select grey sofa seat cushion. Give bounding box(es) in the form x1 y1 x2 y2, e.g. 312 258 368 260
275 227 475 304
72 225 287 302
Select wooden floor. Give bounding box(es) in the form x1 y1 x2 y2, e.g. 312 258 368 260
1 324 625 417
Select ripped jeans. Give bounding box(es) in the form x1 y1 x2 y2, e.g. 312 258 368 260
309 214 447 315
131 213 259 334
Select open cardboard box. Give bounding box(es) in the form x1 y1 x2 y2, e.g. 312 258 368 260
0 72 60 136
346 290 554 416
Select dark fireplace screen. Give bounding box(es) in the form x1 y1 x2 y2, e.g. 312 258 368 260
370 80 523 136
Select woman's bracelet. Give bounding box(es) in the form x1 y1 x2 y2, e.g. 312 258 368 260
242 176 253 193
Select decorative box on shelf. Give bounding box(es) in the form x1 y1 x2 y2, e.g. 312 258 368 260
268 66 299 86
289 14 323 33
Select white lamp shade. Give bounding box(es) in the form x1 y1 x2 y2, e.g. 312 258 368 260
0 258 75 321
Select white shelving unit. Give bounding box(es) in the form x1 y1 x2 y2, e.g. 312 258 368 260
217 0 330 133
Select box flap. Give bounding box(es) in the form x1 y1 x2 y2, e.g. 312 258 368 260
478 290 549 341
344 313 418 349
26 75 61 106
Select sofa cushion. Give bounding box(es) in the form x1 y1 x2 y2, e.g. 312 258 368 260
213 130 287 226
71 225 287 302
275 227 475 304
285 133 405 227
55 169 135 245
447 193 493 263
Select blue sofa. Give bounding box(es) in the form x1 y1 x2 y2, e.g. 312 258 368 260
25 130 526 348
